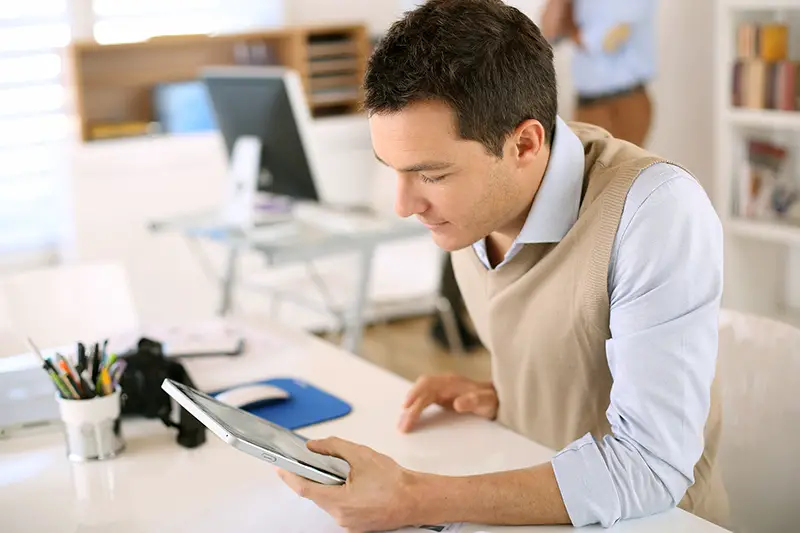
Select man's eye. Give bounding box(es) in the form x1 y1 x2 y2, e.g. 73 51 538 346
420 174 447 183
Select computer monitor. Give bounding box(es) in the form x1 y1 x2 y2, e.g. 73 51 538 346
201 65 322 202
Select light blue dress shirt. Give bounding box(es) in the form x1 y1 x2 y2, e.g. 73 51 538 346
472 117 723 528
570 0 658 97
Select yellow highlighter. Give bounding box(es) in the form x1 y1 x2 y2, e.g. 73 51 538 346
100 368 112 395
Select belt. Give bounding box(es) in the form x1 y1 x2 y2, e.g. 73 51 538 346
577 82 646 107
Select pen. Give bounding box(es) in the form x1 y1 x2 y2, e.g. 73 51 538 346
109 359 127 390
77 342 86 374
28 337 119 400
58 359 81 399
58 353 83 394
91 344 101 384
48 365 73 399
26 338 74 399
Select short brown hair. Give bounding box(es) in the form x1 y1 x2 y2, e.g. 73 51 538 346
363 0 557 156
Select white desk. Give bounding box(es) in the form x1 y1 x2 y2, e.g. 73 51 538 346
149 207 431 355
0 321 729 533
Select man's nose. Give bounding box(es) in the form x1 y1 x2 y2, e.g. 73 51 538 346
394 178 426 218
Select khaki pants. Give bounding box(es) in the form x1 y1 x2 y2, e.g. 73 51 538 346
574 85 653 147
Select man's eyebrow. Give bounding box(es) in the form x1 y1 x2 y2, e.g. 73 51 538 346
373 152 453 173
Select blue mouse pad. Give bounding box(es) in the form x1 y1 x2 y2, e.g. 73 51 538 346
211 378 351 430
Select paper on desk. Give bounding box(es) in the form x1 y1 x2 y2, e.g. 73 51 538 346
105 318 292 358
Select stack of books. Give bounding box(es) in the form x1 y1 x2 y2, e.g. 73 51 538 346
734 138 799 222
732 22 799 110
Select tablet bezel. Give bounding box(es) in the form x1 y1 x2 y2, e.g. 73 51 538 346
161 378 348 485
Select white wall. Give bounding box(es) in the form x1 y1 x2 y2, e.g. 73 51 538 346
647 0 715 194
288 0 715 193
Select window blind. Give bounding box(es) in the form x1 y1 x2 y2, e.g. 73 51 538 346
0 0 73 259
91 0 285 44
0 0 286 263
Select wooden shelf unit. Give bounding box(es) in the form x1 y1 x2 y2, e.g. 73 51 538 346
68 23 370 141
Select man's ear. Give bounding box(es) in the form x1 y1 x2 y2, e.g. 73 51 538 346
602 23 631 53
513 119 546 166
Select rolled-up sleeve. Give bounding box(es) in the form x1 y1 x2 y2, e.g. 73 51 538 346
574 0 651 55
551 165 724 528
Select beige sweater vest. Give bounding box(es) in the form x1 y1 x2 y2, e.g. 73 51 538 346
451 122 728 526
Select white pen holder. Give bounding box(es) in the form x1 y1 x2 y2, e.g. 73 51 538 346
56 388 125 462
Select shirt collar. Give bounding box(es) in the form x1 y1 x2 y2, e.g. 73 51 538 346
516 116 585 244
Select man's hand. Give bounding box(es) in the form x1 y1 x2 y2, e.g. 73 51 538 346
276 437 425 532
277 437 571 530
602 23 631 53
398 373 498 433
540 0 571 42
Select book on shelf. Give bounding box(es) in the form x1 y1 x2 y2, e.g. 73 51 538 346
731 22 799 111
732 59 800 111
737 22 789 62
734 138 799 222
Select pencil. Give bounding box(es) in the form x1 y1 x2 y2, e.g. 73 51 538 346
57 359 81 399
26 338 76 399
47 367 73 398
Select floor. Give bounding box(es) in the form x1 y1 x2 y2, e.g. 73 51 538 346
321 315 492 383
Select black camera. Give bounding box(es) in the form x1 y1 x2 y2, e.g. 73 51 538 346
118 337 206 448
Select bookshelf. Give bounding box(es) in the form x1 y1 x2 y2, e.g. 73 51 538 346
715 0 800 325
727 108 800 129
68 23 370 142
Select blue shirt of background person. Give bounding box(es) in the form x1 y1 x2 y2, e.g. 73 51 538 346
570 0 658 97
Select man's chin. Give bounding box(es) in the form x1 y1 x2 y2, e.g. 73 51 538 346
429 230 473 253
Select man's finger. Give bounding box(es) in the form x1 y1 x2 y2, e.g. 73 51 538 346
453 389 497 419
452 392 478 413
398 394 431 433
402 375 432 408
306 436 363 462
472 389 498 419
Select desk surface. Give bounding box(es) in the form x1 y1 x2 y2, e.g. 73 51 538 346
0 320 728 533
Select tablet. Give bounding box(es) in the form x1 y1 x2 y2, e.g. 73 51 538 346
161 378 350 485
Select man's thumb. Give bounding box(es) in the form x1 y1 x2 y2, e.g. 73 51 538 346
307 436 358 461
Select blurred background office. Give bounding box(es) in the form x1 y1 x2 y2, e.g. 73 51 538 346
1 0 800 380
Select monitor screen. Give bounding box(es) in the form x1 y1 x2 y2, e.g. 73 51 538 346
202 67 320 202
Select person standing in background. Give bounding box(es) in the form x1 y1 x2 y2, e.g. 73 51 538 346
541 0 657 147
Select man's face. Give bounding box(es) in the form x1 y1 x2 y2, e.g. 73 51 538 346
370 100 526 252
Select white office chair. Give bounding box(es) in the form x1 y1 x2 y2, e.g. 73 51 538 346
716 309 800 533
0 262 140 350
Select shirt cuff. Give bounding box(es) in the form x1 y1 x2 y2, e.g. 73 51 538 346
551 433 621 528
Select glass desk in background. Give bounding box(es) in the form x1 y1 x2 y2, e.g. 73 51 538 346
148 206 430 355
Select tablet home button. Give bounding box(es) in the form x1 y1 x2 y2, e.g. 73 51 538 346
261 453 277 463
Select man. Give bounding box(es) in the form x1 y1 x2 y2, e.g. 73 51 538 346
276 1 726 531
541 0 656 147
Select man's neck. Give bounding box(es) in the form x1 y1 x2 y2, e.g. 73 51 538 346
485 149 551 268
486 146 550 268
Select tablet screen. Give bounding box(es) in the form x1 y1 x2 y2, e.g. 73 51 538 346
178 383 349 479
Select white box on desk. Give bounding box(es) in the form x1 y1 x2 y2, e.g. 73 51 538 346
0 354 60 437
